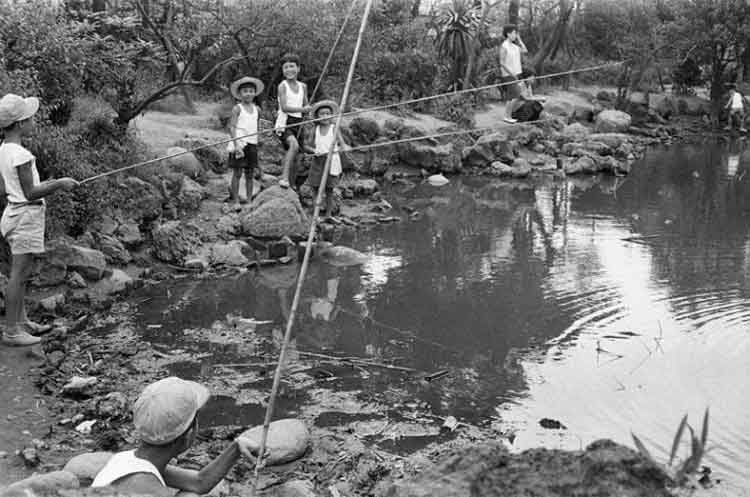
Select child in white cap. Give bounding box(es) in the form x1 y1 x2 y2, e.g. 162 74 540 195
92 377 263 495
0 94 78 346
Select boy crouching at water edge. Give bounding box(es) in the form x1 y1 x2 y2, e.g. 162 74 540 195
0 94 78 346
226 76 264 206
92 377 264 496
303 100 348 218
275 53 311 189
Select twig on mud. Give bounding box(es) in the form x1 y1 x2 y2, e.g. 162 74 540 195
213 361 279 369
297 351 418 372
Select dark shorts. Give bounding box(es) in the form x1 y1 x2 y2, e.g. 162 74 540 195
305 156 339 191
276 116 305 150
228 143 258 171
500 75 522 101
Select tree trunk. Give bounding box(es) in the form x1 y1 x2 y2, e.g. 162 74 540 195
508 0 519 25
530 0 572 75
462 0 492 90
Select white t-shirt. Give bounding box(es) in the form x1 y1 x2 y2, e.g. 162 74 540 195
314 125 342 176
730 91 744 110
500 39 522 77
228 103 259 151
91 450 166 488
0 142 40 204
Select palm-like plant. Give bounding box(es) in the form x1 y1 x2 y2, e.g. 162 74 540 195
434 0 481 89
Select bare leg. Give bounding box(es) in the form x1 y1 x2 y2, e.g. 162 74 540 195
505 98 519 122
230 168 242 203
4 253 39 346
280 137 299 187
244 171 253 202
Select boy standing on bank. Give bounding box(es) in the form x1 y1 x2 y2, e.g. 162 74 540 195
227 76 264 205
499 24 528 124
275 53 311 189
0 94 78 346
725 84 748 133
303 100 347 218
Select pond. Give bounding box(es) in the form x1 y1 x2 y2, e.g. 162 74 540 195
135 139 750 493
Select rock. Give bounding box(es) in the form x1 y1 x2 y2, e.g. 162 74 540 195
349 178 379 196
2 471 79 495
427 174 449 186
63 452 113 486
66 272 87 289
20 447 40 467
241 186 309 239
596 90 616 102
185 256 209 271
384 165 422 181
677 96 711 116
595 110 632 133
261 173 280 189
75 420 97 434
210 241 250 267
32 259 67 287
319 246 369 267
115 220 143 248
586 133 631 149
95 234 131 265
176 138 228 174
265 479 317 497
462 133 517 168
346 116 382 145
111 177 163 223
240 419 310 465
216 214 241 240
91 215 118 236
565 156 598 175
151 221 201 264
649 93 677 119
506 124 545 146
46 240 107 281
561 122 591 139
490 161 514 177
95 392 128 419
178 176 206 212
39 293 65 312
380 440 671 497
398 142 460 174
510 158 532 178
165 147 203 179
544 100 597 122
62 376 97 396
92 269 134 295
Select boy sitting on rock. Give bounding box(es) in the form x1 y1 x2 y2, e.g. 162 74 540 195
92 377 263 496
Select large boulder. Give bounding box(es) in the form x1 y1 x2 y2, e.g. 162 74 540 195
462 133 518 168
94 234 131 265
165 147 203 179
564 155 598 175
111 177 163 223
241 186 309 239
240 419 310 465
178 176 206 212
63 452 114 485
345 116 382 145
151 221 202 264
397 142 461 174
379 440 671 497
594 110 632 133
649 93 678 119
1 471 79 496
46 240 107 281
210 241 250 266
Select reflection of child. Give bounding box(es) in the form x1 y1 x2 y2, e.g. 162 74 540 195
725 85 748 133
226 76 263 205
310 277 339 321
303 100 348 218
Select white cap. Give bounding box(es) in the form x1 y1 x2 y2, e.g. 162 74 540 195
0 94 39 128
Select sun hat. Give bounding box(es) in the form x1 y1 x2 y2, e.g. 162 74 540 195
133 377 210 445
310 100 339 119
0 94 40 129
230 77 265 100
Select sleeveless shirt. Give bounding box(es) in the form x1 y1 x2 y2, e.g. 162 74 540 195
274 80 305 132
314 125 342 176
228 103 258 152
91 450 166 488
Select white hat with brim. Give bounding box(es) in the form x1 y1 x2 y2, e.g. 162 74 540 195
0 95 39 129
133 377 210 446
311 99 340 119
230 77 265 100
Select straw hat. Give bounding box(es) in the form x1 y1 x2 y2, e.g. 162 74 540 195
230 77 265 100
310 100 339 118
133 377 210 445
0 94 39 129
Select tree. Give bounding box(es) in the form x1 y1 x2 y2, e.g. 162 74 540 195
434 0 481 89
528 0 573 74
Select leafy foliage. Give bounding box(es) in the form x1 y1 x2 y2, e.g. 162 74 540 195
434 0 481 88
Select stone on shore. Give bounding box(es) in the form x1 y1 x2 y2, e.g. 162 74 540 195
62 451 114 485
178 176 206 212
241 186 309 239
210 241 250 267
46 241 107 281
595 110 632 133
151 221 202 264
1 471 79 497
165 146 203 179
240 419 310 465
115 220 143 248
176 137 228 174
112 177 164 223
462 133 518 168
94 234 132 265
398 142 461 174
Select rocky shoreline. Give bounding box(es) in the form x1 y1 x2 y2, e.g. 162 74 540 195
0 89 722 496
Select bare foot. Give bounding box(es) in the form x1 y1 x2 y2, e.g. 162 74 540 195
3 329 41 346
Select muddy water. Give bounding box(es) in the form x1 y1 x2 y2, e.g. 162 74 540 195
135 141 750 492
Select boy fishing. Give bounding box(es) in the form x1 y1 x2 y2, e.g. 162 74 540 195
274 53 311 189
226 76 264 205
92 377 264 495
0 94 78 346
725 84 748 133
303 100 348 219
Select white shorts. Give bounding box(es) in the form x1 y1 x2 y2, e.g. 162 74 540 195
1 203 46 255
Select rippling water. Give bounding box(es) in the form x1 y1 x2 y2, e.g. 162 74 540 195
136 140 750 493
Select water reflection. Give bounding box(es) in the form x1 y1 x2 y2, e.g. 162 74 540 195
135 140 750 491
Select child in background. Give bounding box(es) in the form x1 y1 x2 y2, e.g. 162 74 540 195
226 76 264 205
274 53 310 188
725 84 748 133
0 94 78 346
303 100 347 219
